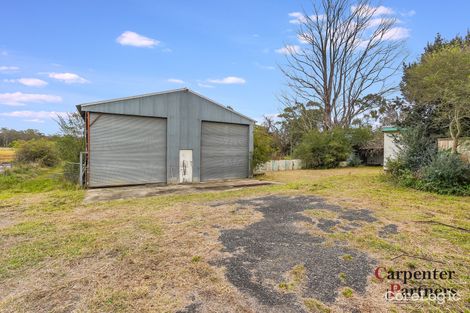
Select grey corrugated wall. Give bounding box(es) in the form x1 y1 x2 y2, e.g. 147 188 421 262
79 89 254 184
201 122 249 181
89 113 167 187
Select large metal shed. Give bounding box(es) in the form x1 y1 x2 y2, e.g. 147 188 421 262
77 88 255 187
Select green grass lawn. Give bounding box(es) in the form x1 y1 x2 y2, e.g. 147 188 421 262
0 166 468 312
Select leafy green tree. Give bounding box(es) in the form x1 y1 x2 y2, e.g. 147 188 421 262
294 128 351 168
347 127 374 150
54 112 85 162
263 102 323 157
56 136 83 163
402 33 470 153
253 125 275 169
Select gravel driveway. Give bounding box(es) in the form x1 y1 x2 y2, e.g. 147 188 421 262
214 195 377 312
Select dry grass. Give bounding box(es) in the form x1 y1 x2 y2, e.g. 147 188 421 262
0 167 468 312
0 148 15 163
0 173 284 312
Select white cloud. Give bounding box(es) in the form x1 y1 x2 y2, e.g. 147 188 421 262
116 31 160 48
197 82 214 88
401 10 416 17
367 17 398 28
4 78 48 87
374 5 394 15
352 5 394 16
0 92 62 106
167 78 185 84
383 27 410 40
275 45 301 55
25 119 45 123
0 51 8 56
288 12 324 24
0 110 68 123
207 76 246 85
289 12 304 24
48 72 89 84
356 39 370 49
0 66 19 73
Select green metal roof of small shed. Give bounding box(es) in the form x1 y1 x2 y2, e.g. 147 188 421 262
382 126 400 133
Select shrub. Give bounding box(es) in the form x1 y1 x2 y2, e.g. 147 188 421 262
56 135 84 163
387 132 470 196
386 157 407 178
294 128 351 168
253 125 275 169
419 152 470 195
15 139 59 167
397 125 437 172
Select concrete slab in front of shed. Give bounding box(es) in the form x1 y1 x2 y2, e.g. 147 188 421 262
83 179 279 203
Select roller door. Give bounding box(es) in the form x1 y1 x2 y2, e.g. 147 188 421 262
201 121 249 181
89 113 166 187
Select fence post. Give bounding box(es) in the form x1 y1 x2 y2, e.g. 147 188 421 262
79 152 87 187
79 152 83 187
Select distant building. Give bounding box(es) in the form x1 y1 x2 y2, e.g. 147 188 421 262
357 134 384 166
382 127 401 168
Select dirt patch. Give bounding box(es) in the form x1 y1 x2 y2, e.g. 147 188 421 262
378 224 398 237
216 195 375 312
316 218 340 233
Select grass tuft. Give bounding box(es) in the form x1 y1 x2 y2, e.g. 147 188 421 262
341 254 353 261
191 255 202 263
303 298 331 313
341 287 353 298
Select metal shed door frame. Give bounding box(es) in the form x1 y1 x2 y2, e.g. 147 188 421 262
88 112 168 187
200 120 250 181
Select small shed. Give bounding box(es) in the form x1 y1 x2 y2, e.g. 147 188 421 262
382 126 401 168
77 88 255 187
357 134 384 166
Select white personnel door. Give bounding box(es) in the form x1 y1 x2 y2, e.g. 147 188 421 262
179 150 193 183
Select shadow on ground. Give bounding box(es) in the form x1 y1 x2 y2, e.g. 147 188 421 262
210 195 377 312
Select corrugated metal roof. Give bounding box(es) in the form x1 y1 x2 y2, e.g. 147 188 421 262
76 88 255 122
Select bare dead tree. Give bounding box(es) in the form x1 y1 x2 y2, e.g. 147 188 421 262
280 0 406 129
55 112 84 138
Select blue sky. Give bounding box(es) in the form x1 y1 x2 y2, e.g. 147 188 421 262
1 0 469 134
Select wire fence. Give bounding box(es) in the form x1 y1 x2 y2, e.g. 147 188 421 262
63 162 80 184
